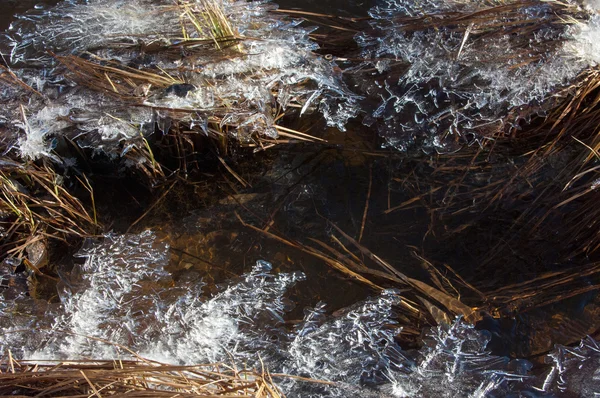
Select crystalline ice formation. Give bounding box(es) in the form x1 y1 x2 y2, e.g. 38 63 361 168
540 336 600 396
383 320 533 397
28 231 172 359
357 0 599 152
16 105 70 160
10 232 306 365
142 260 306 365
3 231 600 396
276 291 409 397
567 14 600 65
1 0 359 162
6 0 180 65
285 291 402 384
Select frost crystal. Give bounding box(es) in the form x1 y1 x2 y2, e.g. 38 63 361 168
383 320 532 397
356 0 600 151
17 105 70 160
541 336 600 395
2 0 359 161
2 231 600 396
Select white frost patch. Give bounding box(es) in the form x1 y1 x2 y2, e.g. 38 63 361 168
358 0 600 151
15 95 153 160
583 0 600 12
568 15 600 65
2 231 600 396
17 106 70 160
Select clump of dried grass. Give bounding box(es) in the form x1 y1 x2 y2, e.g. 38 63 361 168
0 158 99 264
0 357 284 397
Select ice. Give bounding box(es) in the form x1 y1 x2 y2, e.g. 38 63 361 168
25 231 172 359
284 291 402 385
0 232 305 365
1 0 359 162
356 0 599 151
11 92 154 160
383 320 533 397
142 260 306 365
540 336 600 395
583 0 600 12
6 0 180 66
16 105 70 160
567 15 600 65
3 230 600 396
139 2 360 134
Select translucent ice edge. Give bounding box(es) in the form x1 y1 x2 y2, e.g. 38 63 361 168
1 231 598 396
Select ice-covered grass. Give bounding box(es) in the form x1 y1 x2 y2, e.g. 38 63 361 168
6 0 180 64
1 0 359 162
357 0 600 152
16 105 70 160
2 231 598 396
14 93 154 160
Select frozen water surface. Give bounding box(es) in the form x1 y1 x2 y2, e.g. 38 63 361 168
356 0 600 151
1 0 359 161
1 231 599 396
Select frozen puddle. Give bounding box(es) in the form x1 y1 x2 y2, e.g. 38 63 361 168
0 231 598 397
356 0 600 151
2 0 358 163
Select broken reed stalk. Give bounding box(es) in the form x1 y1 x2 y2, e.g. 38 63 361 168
0 358 285 397
235 211 478 330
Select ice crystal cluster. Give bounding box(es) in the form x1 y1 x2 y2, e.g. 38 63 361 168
0 0 358 162
357 0 600 152
2 231 599 396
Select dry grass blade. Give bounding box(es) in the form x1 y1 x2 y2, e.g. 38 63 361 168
54 54 182 101
0 65 43 97
327 222 479 322
236 210 478 325
483 261 600 314
0 160 99 262
235 212 384 291
0 359 287 397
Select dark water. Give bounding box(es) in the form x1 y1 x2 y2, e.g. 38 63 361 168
0 1 60 31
